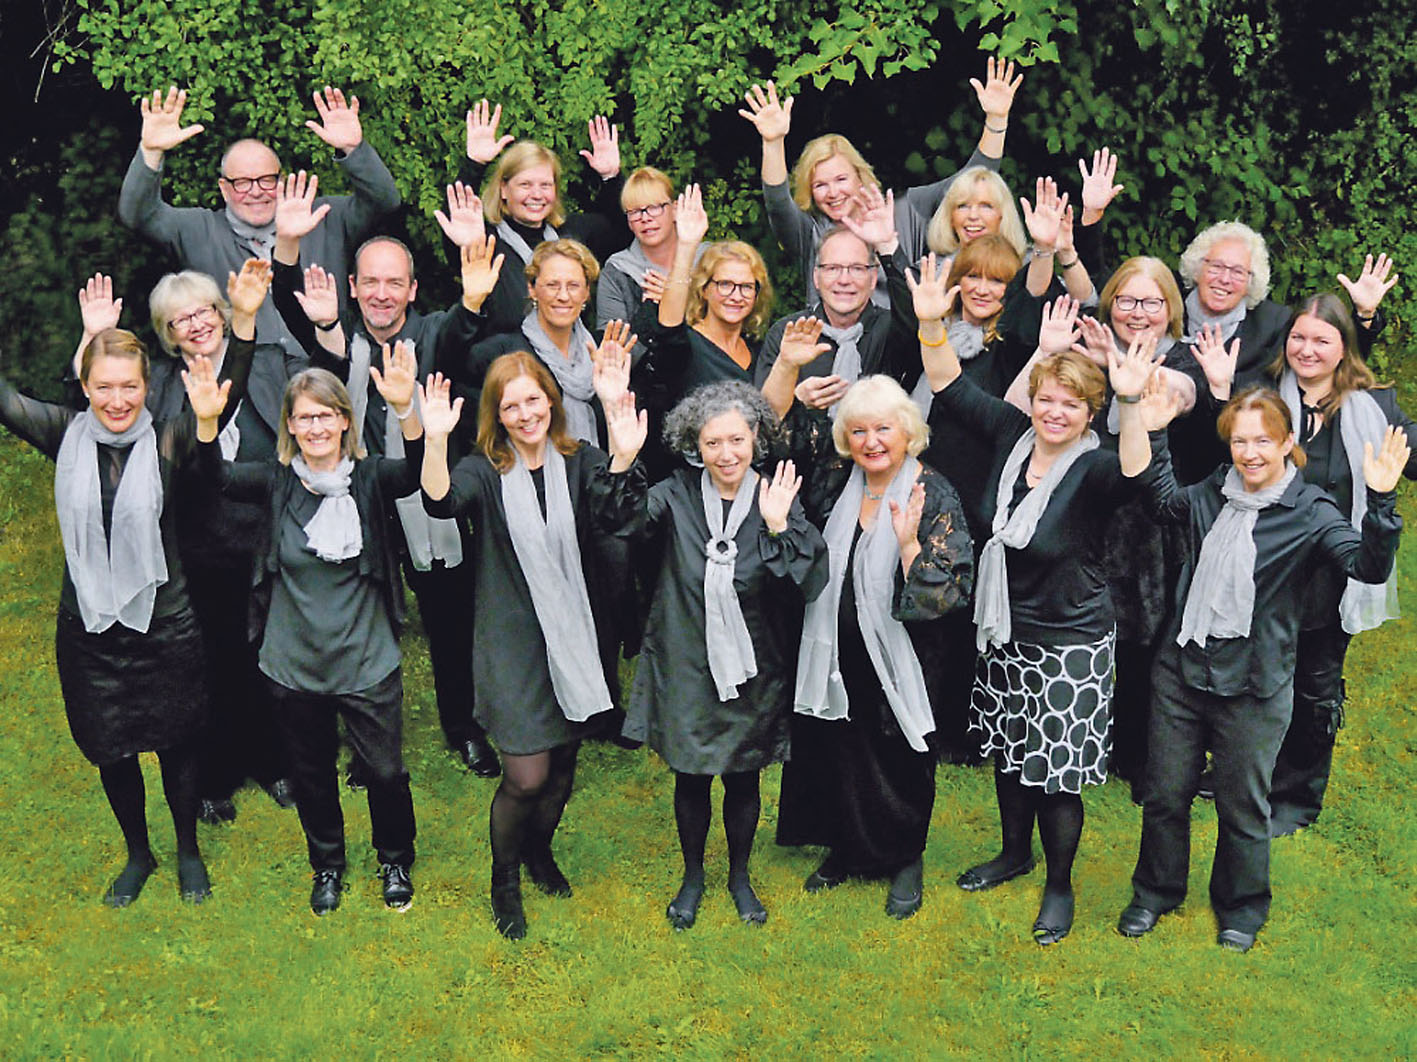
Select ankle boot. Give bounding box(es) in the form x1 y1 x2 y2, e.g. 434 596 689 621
490 862 526 940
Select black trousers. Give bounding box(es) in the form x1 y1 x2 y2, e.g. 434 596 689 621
402 552 480 749
1130 644 1291 934
270 669 416 872
1269 624 1350 830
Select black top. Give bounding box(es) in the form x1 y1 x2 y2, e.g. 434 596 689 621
752 301 914 392
634 317 760 401
931 373 1140 645
1143 438 1401 697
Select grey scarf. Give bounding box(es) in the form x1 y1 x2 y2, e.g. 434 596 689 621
821 320 863 420
495 218 557 270
225 207 275 261
1278 372 1399 634
605 240 704 296
701 468 760 700
795 458 934 753
54 409 167 633
291 455 362 562
909 317 987 416
1182 287 1247 345
522 312 598 444
501 445 611 721
975 428 1100 651
1177 463 1297 648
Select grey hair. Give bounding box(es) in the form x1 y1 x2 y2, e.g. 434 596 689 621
1178 220 1271 307
148 270 233 356
662 381 781 466
831 375 930 458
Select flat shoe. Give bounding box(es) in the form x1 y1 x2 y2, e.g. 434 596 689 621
524 852 572 898
886 859 923 920
955 856 1035 892
803 857 847 893
666 880 705 931
1217 928 1256 952
1032 891 1074 946
1117 903 1161 938
103 857 157 908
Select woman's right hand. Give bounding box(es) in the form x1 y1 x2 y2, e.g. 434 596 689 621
465 99 513 163
605 390 648 470
758 460 801 534
181 353 231 423
227 259 273 320
738 82 793 142
1075 315 1113 367
1363 425 1412 492
591 321 636 406
419 373 463 439
460 235 505 312
905 253 958 324
674 183 709 245
435 181 485 247
1020 176 1068 253
77 274 122 337
1078 147 1124 223
1037 295 1081 355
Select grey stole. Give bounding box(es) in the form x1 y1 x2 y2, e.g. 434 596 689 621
701 468 761 700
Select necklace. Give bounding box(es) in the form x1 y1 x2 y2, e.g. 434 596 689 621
864 485 886 500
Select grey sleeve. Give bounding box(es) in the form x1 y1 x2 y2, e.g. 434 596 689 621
596 265 640 331
117 149 188 245
897 148 1000 223
327 140 402 246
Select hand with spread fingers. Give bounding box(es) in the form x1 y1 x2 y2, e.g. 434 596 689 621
1190 323 1240 400
460 236 506 313
436 181 486 248
1038 295 1082 356
305 86 363 153
1363 425 1412 493
78 274 123 337
139 85 205 158
758 460 802 534
275 172 332 242
465 99 514 163
1107 331 1163 400
1337 253 1399 320
970 57 1023 124
1136 366 1185 433
906 253 959 324
779 316 832 368
1078 147 1124 224
580 116 621 179
181 353 232 425
738 81 794 143
840 185 898 252
369 340 419 416
227 259 273 326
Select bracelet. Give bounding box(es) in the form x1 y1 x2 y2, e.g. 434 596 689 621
314 318 340 333
394 403 415 421
918 329 948 347
1034 247 1055 257
667 278 691 286
1356 312 1375 323
1057 256 1079 268
986 121 1008 134
1116 393 1142 405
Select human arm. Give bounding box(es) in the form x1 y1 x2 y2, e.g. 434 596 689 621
1108 333 1170 477
118 88 204 236
657 184 708 328
137 85 204 173
739 82 792 188
906 253 964 391
760 317 832 418
72 273 124 378
969 57 1022 160
309 87 401 233
1020 176 1068 297
1053 206 1094 302
892 470 975 621
418 373 462 505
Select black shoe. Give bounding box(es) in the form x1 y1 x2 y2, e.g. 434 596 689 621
178 855 212 905
310 869 344 915
379 863 413 910
1196 767 1215 801
886 859 923 920
491 865 526 940
103 856 157 908
262 778 297 809
729 878 768 925
956 855 1036 892
198 797 236 825
524 850 572 897
1117 903 1162 938
804 855 848 893
1032 889 1075 946
1217 927 1256 952
667 877 705 931
459 737 502 778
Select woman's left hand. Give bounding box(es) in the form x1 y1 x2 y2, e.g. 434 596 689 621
970 57 1023 121
591 320 636 406
1107 331 1161 399
1038 294 1081 355
840 185 897 251
180 353 231 422
758 459 800 534
1338 253 1399 319
77 273 122 336
889 481 926 551
1136 367 1185 433
605 390 648 469
435 181 486 248
579 115 620 178
1363 425 1412 492
369 340 418 414
1075 315 1113 367
227 259 273 318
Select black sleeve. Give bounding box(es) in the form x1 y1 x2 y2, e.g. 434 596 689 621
272 260 324 359
0 375 73 458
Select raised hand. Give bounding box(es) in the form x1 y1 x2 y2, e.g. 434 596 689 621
905 253 959 323
1107 331 1162 399
369 340 418 413
758 460 801 534
435 181 485 247
840 185 898 251
1056 205 1076 258
579 116 621 178
1190 323 1239 398
969 57 1023 121
465 99 514 163
1075 315 1113 367
227 259 273 319
181 353 231 423
795 375 848 411
419 373 463 439
1363 425 1412 492
1038 295 1082 355
674 183 709 245
459 235 505 312
139 86 204 155
275 171 331 240
1136 366 1185 433
1078 147 1124 222
1337 253 1399 319
604 390 648 468
889 481 926 551
738 82 793 142
640 268 668 304
305 87 363 153
591 320 636 406
1020 176 1068 252
78 274 123 336
292 264 341 326
779 316 832 368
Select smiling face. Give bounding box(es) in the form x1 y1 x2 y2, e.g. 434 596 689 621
703 258 759 329
951 178 1004 245
497 374 552 455
219 141 281 227
845 413 908 480
168 302 225 360
503 162 558 227
1109 273 1172 345
957 270 1008 326
83 354 148 434
1029 376 1092 450
1284 312 1344 391
288 394 348 468
529 253 590 333
1196 237 1253 315
1228 406 1294 491
814 231 876 322
350 241 417 340
809 154 863 221
698 409 756 495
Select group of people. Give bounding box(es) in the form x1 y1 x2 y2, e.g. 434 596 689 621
4 62 1410 953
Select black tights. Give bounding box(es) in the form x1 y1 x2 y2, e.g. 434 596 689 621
97 741 208 895
489 742 579 872
673 770 761 889
992 761 1085 894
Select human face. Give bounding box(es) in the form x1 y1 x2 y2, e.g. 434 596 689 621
957 271 1007 326
288 394 348 469
951 179 1003 245
219 142 281 227
350 242 417 339
497 374 552 455
529 254 589 333
809 154 863 221
703 258 758 329
1030 377 1091 450
625 196 675 250
1228 407 1294 492
845 414 908 481
168 302 224 360
814 232 876 322
1196 237 1253 315
83 355 147 434
502 162 557 226
1284 312 1344 392
697 410 756 496
1109 273 1171 345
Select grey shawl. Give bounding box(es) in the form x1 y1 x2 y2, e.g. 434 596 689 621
291 455 362 562
522 312 599 444
701 468 760 700
1182 287 1247 345
496 218 557 270
225 208 275 261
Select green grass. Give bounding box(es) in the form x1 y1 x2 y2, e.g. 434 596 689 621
0 429 1412 1060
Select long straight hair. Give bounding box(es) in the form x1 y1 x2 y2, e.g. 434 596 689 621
476 352 580 473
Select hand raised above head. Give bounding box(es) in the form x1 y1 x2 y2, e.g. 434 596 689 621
465 99 514 163
591 320 636 406
435 181 485 247
275 171 331 240
579 115 621 178
1190 323 1239 395
369 340 418 412
1363 425 1412 493
139 85 204 154
1136 365 1184 433
1075 315 1114 367
181 353 231 422
305 86 363 153
738 82 793 142
1020 176 1068 252
459 235 505 310
674 183 709 245
970 57 1023 121
1337 253 1399 319
905 253 958 323
1107 330 1162 399
840 185 897 251
604 390 648 464
1078 147 1124 219
758 460 801 533
419 373 463 438
292 264 341 326
1038 294 1081 356
78 274 123 336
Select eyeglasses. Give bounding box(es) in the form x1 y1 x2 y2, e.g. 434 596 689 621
709 279 758 298
289 411 342 430
222 173 280 194
1203 259 1251 283
168 306 220 333
536 281 587 297
815 262 875 280
626 202 670 222
1114 296 1166 313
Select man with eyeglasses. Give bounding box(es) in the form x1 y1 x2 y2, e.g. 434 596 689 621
119 85 401 357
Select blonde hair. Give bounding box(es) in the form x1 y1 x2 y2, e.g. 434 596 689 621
686 241 774 339
482 141 565 227
1178 221 1271 307
1098 257 1184 339
1028 351 1107 415
621 167 675 212
790 135 877 213
927 168 1026 257
277 369 364 464
149 271 233 356
80 329 150 384
831 376 929 458
525 238 601 285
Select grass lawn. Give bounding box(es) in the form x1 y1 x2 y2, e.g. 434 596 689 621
0 426 1411 1059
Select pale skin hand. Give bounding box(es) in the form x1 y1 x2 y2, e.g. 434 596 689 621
761 316 831 417
840 185 898 254
274 171 331 263
660 183 708 327
889 481 926 573
604 390 648 473
292 264 341 326
1363 425 1412 492
1110 334 1164 477
640 269 668 304
1337 253 1399 319
226 259 272 340
435 182 485 248
757 460 801 535
1075 315 1114 367
970 58 1023 157
139 86 204 168
1078 147 1124 225
1037 295 1082 355
181 353 232 443
459 235 506 313
591 320 637 407
368 341 421 435
78 273 122 337
305 87 363 153
796 376 849 410
738 82 792 186
1190 323 1239 401
465 99 514 164
419 373 462 500
1136 368 1185 434
1021 176 1068 252
579 116 621 179
907 253 963 390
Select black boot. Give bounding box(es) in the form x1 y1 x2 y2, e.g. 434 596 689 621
491 862 526 940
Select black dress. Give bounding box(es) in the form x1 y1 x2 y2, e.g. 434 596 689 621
621 467 828 774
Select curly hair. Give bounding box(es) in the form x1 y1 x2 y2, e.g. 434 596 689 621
685 241 775 338
662 381 782 467
1178 220 1271 307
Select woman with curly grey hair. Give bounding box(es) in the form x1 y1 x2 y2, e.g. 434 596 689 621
620 381 828 930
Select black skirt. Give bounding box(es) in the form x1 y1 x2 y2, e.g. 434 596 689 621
55 606 208 766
